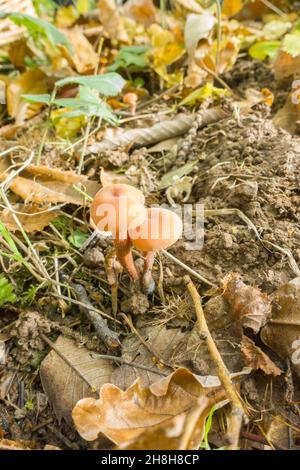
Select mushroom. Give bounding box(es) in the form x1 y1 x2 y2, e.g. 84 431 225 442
129 207 183 293
90 184 146 281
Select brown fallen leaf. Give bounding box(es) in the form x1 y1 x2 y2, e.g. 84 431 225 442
62 28 99 74
274 51 300 80
6 70 48 125
274 86 300 134
122 0 158 27
0 159 100 205
261 277 300 377
0 438 36 450
72 367 227 444
98 0 129 43
40 336 115 424
222 273 271 333
241 335 282 377
111 324 188 389
0 204 58 233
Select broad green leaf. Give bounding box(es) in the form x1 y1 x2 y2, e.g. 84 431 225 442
22 94 51 105
68 229 89 248
0 12 73 53
248 41 281 61
54 86 118 124
0 274 16 306
108 46 150 72
55 73 125 96
282 32 300 58
159 161 197 189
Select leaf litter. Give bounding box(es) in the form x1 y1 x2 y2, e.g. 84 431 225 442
0 0 300 452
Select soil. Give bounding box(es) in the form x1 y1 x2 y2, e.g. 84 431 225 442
1 57 300 450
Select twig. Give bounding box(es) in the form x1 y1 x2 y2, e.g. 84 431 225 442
90 353 168 376
162 249 217 287
71 282 120 350
184 275 247 450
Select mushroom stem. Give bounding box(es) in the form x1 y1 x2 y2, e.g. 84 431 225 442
114 235 139 282
142 251 156 294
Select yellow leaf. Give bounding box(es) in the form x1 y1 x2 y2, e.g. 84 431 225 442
51 108 87 139
55 6 79 28
6 70 47 125
180 83 230 106
148 24 184 84
222 0 243 17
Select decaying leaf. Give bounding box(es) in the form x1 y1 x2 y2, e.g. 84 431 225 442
72 367 229 444
111 324 188 389
87 108 228 153
222 273 271 333
0 204 58 233
6 69 48 124
0 159 100 205
261 277 300 377
40 336 115 423
274 85 300 134
122 0 157 27
62 28 99 74
241 335 282 376
98 0 129 43
274 51 300 80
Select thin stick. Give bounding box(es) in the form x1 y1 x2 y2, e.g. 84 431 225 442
91 353 167 377
184 275 247 450
162 249 217 287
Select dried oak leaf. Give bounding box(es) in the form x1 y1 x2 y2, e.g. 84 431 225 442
274 51 300 80
122 0 158 27
273 87 300 134
0 204 58 233
241 335 282 377
117 397 218 450
72 367 227 445
222 273 271 333
261 277 300 377
40 336 115 424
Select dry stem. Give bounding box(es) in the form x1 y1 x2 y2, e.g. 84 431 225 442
184 275 247 450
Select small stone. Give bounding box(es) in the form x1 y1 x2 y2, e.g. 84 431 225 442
83 247 105 268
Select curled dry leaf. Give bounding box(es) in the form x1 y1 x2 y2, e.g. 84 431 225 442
273 85 300 134
87 108 227 153
0 159 100 205
6 70 48 125
274 51 300 80
40 336 115 424
222 273 271 333
62 28 99 74
98 0 129 43
0 204 58 233
261 277 300 377
241 335 282 377
72 367 227 445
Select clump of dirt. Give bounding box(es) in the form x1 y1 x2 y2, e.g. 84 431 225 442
166 106 300 293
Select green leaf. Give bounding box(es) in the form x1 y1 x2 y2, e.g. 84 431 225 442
68 229 89 248
0 12 73 53
55 73 125 96
248 40 281 61
0 274 16 306
159 161 197 189
22 94 51 105
282 32 300 58
108 45 150 72
179 83 230 107
54 86 118 124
